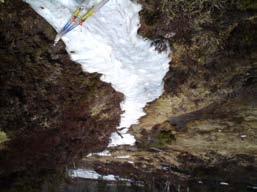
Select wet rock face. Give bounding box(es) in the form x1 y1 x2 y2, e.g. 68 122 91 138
0 0 122 174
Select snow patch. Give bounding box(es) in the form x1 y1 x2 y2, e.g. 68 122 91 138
116 155 130 159
70 169 131 182
95 150 112 157
24 0 171 147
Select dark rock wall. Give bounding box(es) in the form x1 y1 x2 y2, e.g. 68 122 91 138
0 0 123 174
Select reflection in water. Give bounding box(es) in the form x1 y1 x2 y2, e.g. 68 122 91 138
1 165 256 192
59 179 145 192
54 178 257 192
0 132 256 192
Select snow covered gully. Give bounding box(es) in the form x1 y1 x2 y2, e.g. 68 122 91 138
24 0 171 147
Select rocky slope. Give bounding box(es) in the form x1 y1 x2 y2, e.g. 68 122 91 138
0 0 122 183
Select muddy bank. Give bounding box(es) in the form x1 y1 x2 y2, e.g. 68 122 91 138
0 0 123 186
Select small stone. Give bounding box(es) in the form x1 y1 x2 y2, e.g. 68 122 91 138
220 182 229 186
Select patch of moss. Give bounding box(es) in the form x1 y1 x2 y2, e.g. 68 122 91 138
0 131 8 144
152 130 175 148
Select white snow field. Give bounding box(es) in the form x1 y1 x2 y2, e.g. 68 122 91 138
24 0 171 147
